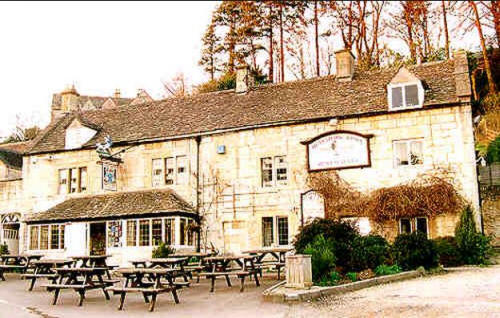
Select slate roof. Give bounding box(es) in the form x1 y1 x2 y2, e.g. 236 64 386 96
25 189 196 223
29 59 463 155
51 94 133 111
0 141 30 168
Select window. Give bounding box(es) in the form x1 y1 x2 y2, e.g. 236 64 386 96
127 220 137 246
187 219 195 246
58 169 68 194
179 218 187 245
261 156 288 187
50 225 59 249
58 167 87 194
165 157 175 185
164 218 174 245
40 225 49 250
389 83 423 109
152 159 163 187
277 217 289 246
139 220 150 246
176 156 188 185
394 140 423 167
152 219 162 246
262 217 274 247
60 225 65 249
275 156 288 186
30 226 39 250
399 217 428 237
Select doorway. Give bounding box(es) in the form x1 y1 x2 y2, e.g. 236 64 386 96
89 222 106 255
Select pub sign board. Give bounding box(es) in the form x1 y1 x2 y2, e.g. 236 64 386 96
302 130 373 171
102 160 118 191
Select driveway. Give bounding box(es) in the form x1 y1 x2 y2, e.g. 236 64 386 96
0 266 499 317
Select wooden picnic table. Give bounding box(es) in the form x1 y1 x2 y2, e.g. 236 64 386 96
0 254 43 280
71 255 114 278
201 255 260 292
23 259 74 291
243 248 293 279
43 267 118 306
108 267 188 312
131 257 190 282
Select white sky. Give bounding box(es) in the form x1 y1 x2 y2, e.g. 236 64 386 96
0 1 218 138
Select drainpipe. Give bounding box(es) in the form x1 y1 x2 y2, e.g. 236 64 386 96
195 135 201 252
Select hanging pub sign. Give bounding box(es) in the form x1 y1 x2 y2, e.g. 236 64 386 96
301 130 373 171
102 160 118 191
300 190 325 226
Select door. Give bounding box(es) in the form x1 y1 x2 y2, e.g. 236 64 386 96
65 222 88 256
89 222 107 255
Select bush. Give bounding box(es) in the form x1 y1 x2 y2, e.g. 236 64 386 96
374 264 402 276
346 272 357 282
391 232 438 270
152 242 175 258
455 206 492 265
350 235 390 272
318 270 342 287
294 218 358 270
0 242 8 255
433 236 463 267
303 234 336 282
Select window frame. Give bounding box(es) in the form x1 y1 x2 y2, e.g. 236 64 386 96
387 81 424 111
398 217 429 238
58 167 87 194
261 216 289 247
151 156 189 187
28 224 66 251
124 216 195 248
393 139 424 168
261 156 288 188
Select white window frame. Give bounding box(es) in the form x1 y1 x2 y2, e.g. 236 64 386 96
398 217 429 238
58 167 88 194
393 139 424 168
151 156 189 187
28 224 66 251
387 81 424 111
261 216 290 247
260 155 288 188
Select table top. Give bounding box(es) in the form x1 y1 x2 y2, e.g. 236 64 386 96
116 267 177 275
71 255 110 260
32 259 73 265
204 255 254 262
171 252 211 258
1 254 42 259
149 257 188 263
243 248 293 254
55 267 106 273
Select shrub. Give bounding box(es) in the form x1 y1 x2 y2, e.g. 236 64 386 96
294 218 358 270
455 206 492 265
0 242 8 255
350 235 390 271
374 264 402 276
391 232 438 270
318 271 342 287
303 234 336 282
433 236 463 267
152 242 175 258
346 272 357 282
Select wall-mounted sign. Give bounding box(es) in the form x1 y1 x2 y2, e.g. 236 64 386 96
301 190 325 225
302 130 373 171
102 160 118 191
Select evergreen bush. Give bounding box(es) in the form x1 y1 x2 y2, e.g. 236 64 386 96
391 232 438 270
455 206 492 265
0 242 8 255
303 234 336 282
374 264 402 276
152 242 176 258
432 236 463 267
350 235 390 271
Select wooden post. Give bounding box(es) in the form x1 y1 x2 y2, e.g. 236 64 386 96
285 255 313 289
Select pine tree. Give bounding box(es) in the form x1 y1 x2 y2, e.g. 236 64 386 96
199 20 223 80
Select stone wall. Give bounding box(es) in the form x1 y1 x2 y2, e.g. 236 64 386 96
482 190 500 247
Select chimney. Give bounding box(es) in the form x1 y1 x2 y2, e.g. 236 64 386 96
113 88 121 99
235 65 252 94
335 49 355 81
60 84 80 112
453 50 472 102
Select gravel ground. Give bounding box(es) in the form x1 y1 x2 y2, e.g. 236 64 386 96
284 265 500 318
0 266 498 317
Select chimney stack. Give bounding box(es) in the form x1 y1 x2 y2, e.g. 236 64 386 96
453 50 472 102
335 49 355 81
60 84 80 112
114 88 121 99
235 65 252 94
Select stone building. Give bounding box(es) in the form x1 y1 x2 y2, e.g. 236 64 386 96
0 50 481 265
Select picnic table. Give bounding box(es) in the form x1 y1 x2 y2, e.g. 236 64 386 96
43 267 118 306
71 255 115 278
107 267 188 312
0 254 43 280
23 259 74 291
200 255 260 292
131 257 190 282
243 248 293 279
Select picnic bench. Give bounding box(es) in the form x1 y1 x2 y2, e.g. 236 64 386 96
243 248 292 279
131 257 191 283
22 259 73 291
43 267 118 306
171 252 211 282
0 254 43 280
71 255 116 279
200 255 260 292
107 267 188 312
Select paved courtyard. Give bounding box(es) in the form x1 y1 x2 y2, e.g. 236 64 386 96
0 266 499 317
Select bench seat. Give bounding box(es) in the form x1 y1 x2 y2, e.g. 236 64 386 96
199 271 250 277
43 284 92 289
22 273 58 278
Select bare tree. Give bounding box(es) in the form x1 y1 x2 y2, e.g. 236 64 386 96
162 73 190 98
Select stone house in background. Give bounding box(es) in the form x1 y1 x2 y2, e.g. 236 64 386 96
0 50 482 265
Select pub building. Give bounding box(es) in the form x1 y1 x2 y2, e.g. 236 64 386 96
0 50 480 266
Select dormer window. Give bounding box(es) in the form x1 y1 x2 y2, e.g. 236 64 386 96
65 118 98 150
388 67 424 110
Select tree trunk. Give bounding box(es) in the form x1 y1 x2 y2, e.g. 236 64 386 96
314 0 320 77
492 0 500 47
279 6 285 82
442 0 450 59
470 0 497 93
269 4 274 83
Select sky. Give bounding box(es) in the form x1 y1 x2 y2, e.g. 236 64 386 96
0 1 218 138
